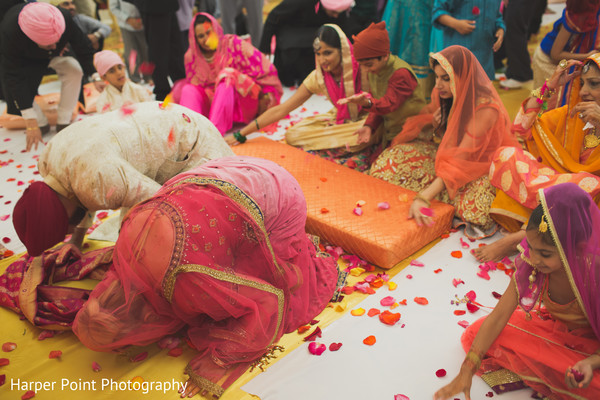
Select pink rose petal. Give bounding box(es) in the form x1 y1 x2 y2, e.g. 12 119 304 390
459 237 470 249
308 342 326 356
380 296 396 307
353 207 363 216
457 320 470 328
92 361 102 372
377 202 390 210
465 290 476 302
0 215 9 221
129 351 148 362
38 330 55 340
409 259 424 267
419 207 434 217
466 302 480 313
394 395 410 400
477 270 491 280
0 374 5 386
452 278 464 287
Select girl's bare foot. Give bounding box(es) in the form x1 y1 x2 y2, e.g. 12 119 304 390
472 231 525 262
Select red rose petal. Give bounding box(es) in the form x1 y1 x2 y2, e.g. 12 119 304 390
434 268 442 274
48 350 62 359
22 390 35 400
466 302 480 313
485 392 494 397
310 319 319 325
492 291 502 299
2 237 10 244
0 374 5 386
328 342 342 351
38 330 55 340
92 361 102 372
436 368 447 377
303 326 322 342
2 342 16 352
167 347 183 357
129 351 148 362
0 358 9 366
379 310 401 325
297 325 311 334
308 342 326 355
320 207 329 214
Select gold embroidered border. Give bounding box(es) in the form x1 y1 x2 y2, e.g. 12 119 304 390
506 320 591 357
518 374 588 400
488 207 528 225
534 120 564 167
538 189 589 323
169 177 284 280
481 368 523 388
430 52 456 101
326 23 359 121
184 364 225 398
164 263 284 346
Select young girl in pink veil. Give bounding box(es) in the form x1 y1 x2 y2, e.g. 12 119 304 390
435 182 600 400
71 156 339 398
171 13 283 134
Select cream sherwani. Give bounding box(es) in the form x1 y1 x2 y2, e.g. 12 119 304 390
38 101 234 212
96 80 152 113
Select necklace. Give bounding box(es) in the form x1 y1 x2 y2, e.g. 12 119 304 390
584 127 600 149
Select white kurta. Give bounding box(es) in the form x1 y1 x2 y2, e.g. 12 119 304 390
38 101 234 211
95 80 152 113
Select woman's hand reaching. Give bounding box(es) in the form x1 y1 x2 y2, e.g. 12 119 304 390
433 369 474 400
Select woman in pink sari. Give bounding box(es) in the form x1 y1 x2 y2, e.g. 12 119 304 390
435 182 600 400
171 13 283 134
71 156 339 398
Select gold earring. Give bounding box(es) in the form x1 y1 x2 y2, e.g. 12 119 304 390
538 216 548 233
528 268 537 289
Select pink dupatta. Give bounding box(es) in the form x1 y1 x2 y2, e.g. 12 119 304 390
183 13 283 105
315 24 366 124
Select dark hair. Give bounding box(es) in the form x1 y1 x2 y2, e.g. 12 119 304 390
194 13 211 27
313 25 342 50
526 204 555 246
431 59 453 135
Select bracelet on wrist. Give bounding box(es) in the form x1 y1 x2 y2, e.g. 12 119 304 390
25 127 37 131
254 119 260 130
233 131 247 144
462 350 482 374
413 193 431 207
530 79 556 113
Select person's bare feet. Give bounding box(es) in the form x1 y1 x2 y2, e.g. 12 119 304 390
472 230 526 263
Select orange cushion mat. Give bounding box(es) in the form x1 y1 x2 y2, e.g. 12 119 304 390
232 138 455 268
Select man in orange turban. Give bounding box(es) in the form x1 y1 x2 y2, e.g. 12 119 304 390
339 21 425 149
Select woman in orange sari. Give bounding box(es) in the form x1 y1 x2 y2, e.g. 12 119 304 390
475 55 600 262
369 45 519 238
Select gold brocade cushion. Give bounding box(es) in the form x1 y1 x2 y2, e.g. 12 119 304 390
232 138 455 268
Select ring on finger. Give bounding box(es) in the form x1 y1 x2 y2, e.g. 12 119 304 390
579 112 585 119
559 59 568 69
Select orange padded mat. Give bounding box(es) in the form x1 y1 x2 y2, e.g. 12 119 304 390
232 138 455 268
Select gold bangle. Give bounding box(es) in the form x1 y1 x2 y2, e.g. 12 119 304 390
413 193 431 207
462 350 482 374
25 127 37 131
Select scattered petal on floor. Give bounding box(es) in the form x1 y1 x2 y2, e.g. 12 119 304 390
435 369 447 377
458 320 470 328
0 358 8 366
297 325 311 334
48 350 62 359
387 281 397 290
394 395 410 400
453 310 466 316
308 342 326 356
409 260 424 267
466 302 480 313
92 361 102 372
459 238 470 249
379 311 401 326
434 268 442 274
451 251 463 258
351 308 365 316
37 330 55 340
420 207 434 217
377 202 390 210
353 207 363 216
0 374 5 386
414 297 429 305
320 208 329 214
452 278 465 287
21 390 35 400
329 343 342 352
363 335 376 346
129 351 147 362
356 200 366 207
167 347 183 357
2 342 16 352
380 296 396 307
367 308 381 317
303 327 322 342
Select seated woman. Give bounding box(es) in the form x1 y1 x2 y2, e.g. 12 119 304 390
530 0 599 92
475 56 600 262
435 183 600 400
369 45 519 238
171 13 283 135
71 156 340 398
226 24 374 172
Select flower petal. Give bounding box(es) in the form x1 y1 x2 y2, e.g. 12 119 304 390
48 350 62 359
394 395 410 400
2 342 16 352
356 200 366 207
37 330 55 341
451 251 463 258
367 308 381 317
435 369 447 378
452 278 465 287
457 320 470 328
351 308 365 316
380 296 396 307
377 202 390 210
353 207 363 216
328 342 342 352
320 208 329 214
362 335 376 346
0 374 5 386
303 326 322 342
129 351 148 362
379 311 401 326
467 302 480 313
434 268 442 274
308 342 326 355
409 259 424 267
420 207 434 217
0 358 8 366
297 325 311 334
414 297 429 305
453 310 466 316
387 281 397 291
92 361 102 372
167 347 183 357
21 390 35 400
459 237 470 249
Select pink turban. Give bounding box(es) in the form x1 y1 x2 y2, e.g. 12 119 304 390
320 0 353 12
13 182 68 257
18 3 65 46
94 50 125 77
